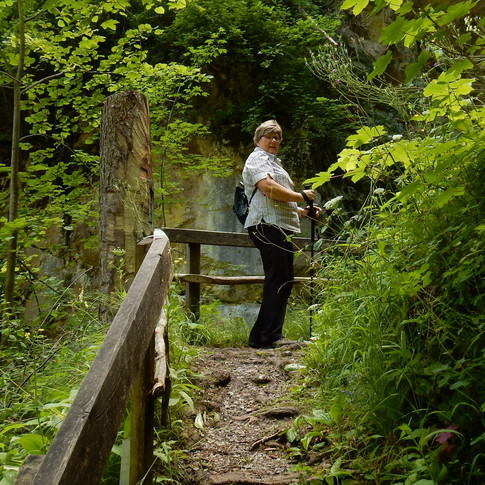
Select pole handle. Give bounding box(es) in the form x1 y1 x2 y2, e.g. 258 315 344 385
303 184 315 218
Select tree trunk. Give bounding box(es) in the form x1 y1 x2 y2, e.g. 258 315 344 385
99 91 154 296
4 0 25 309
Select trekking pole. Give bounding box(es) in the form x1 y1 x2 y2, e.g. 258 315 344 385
304 184 316 338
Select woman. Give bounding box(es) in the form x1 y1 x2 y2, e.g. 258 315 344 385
243 120 318 349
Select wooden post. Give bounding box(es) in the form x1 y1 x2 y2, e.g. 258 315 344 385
99 90 154 296
186 243 201 319
125 236 165 485
129 334 155 485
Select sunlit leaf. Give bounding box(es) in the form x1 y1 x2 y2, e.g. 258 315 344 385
304 172 332 188
101 19 118 30
346 126 386 148
341 0 369 15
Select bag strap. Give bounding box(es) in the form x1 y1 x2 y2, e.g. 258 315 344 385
248 186 257 204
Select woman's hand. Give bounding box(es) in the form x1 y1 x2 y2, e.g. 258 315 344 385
298 205 321 219
301 189 315 202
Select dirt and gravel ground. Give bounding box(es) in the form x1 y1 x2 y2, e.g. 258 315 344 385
179 343 315 485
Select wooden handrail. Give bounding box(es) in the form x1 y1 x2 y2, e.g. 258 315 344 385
156 228 330 319
175 274 315 284
15 234 173 485
160 227 316 249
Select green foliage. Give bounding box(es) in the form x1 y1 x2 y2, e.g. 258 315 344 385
0 0 231 311
156 0 347 175
292 1 485 483
0 283 112 483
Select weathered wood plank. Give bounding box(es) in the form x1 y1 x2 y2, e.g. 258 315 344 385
14 456 44 484
162 228 254 247
151 308 169 398
175 274 314 284
28 235 173 485
187 243 201 318
130 335 155 485
160 227 321 250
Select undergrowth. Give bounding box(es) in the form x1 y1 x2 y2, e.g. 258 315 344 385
0 285 115 484
283 2 485 482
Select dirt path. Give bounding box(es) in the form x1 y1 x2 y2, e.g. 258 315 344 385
180 344 310 485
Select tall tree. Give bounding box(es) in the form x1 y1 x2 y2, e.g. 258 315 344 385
3 0 25 305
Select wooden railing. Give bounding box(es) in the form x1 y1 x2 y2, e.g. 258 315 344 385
161 227 316 319
14 228 324 485
15 234 172 485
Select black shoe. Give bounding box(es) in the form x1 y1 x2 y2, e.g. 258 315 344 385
274 338 306 348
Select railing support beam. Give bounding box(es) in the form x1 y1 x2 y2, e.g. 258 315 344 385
186 242 201 319
129 334 155 485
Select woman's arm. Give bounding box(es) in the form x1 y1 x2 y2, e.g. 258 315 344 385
256 175 314 202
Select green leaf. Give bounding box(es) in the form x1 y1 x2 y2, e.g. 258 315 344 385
435 186 465 208
304 172 332 187
351 169 367 182
471 433 485 446
396 1 413 15
450 78 474 96
446 59 474 77
450 379 470 390
179 390 194 410
396 181 425 202
387 0 403 11
301 431 323 451
367 50 392 81
154 6 165 13
340 0 357 9
346 126 386 148
286 428 299 443
313 409 334 426
436 0 477 27
101 19 118 30
341 0 369 15
405 50 431 82
329 395 344 425
380 15 408 45
169 0 186 8
457 32 472 45
18 434 47 455
423 73 453 99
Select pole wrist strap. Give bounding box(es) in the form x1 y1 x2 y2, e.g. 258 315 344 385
301 191 311 204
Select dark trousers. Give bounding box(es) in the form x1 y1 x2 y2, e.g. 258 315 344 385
248 223 294 346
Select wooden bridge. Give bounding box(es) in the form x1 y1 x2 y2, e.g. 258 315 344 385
14 228 319 485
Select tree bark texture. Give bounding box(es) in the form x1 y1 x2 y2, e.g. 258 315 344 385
99 91 153 295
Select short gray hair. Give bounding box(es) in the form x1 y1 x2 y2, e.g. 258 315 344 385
253 120 283 145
